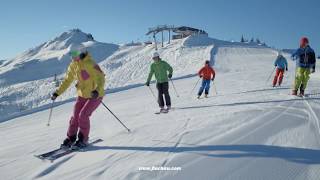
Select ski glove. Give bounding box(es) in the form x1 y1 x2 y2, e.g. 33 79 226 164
51 92 58 101
145 82 150 86
286 67 288 71
199 75 202 78
168 74 172 78
211 78 214 81
91 90 99 99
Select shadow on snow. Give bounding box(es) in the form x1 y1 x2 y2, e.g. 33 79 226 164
86 144 320 165
176 97 320 110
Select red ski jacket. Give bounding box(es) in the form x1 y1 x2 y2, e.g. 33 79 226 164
198 65 215 80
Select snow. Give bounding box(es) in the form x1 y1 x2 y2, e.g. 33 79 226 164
1 34 320 180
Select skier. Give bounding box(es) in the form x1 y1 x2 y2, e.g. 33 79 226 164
51 48 105 149
145 52 173 113
291 37 316 96
272 51 288 87
197 60 216 98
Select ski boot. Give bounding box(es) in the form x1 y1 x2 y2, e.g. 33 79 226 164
204 94 208 98
159 107 168 113
71 132 87 150
299 90 305 97
299 85 305 97
292 90 298 96
60 135 76 149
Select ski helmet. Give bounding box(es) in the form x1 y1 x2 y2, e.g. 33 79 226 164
300 37 309 47
69 44 87 59
152 52 160 59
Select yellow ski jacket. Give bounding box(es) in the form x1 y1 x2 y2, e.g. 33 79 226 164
56 54 105 98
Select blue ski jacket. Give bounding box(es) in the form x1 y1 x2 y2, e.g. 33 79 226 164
274 55 288 70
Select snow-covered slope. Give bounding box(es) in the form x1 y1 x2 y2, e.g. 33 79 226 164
102 35 268 89
1 39 320 180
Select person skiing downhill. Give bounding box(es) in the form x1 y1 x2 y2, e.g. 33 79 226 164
291 37 316 96
273 51 288 87
197 60 216 98
51 48 105 150
146 52 173 113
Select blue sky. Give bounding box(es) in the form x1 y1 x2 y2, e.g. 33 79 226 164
0 0 319 59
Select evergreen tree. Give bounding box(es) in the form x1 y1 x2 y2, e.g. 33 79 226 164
241 35 245 43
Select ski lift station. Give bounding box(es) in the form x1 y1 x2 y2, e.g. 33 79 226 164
146 25 208 50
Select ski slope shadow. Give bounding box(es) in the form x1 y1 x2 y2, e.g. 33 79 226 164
205 86 291 98
232 86 291 95
175 97 320 110
86 144 320 165
33 154 75 179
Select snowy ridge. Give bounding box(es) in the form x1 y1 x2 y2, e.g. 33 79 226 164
0 29 119 85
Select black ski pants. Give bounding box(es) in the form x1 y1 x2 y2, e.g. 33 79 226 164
156 82 171 108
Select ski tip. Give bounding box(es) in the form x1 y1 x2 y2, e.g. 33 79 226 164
34 155 45 160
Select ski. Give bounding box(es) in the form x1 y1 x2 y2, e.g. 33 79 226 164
197 96 210 100
155 109 169 114
35 138 103 161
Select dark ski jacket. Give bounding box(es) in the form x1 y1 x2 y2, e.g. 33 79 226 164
292 45 316 69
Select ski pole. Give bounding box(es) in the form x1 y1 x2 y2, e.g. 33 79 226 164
148 85 157 101
170 78 180 97
212 81 218 95
265 67 276 85
47 100 55 126
189 78 201 95
101 101 131 132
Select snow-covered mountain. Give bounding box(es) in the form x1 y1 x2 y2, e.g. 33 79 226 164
1 37 320 179
0 29 119 86
282 49 296 55
0 29 119 119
